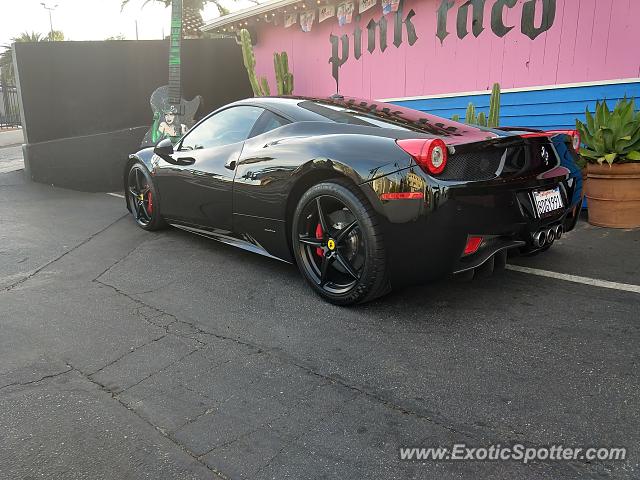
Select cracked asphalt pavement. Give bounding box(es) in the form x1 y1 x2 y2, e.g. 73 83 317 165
1 168 639 479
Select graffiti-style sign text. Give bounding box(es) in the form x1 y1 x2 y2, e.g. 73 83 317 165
329 0 557 88
330 0 417 86
437 0 557 43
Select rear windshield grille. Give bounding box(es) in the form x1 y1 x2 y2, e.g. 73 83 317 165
438 139 558 181
439 149 504 181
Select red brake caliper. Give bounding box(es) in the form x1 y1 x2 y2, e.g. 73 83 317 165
315 223 323 257
147 190 153 214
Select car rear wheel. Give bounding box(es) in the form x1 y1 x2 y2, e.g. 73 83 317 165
127 163 166 231
291 179 389 305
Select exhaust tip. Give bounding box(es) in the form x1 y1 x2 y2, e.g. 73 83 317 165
546 228 555 246
554 224 563 240
533 231 546 248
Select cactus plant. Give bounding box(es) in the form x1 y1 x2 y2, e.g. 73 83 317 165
576 98 640 165
461 83 501 126
488 83 501 128
273 53 284 95
239 28 269 97
465 103 477 124
274 52 294 95
240 29 295 97
451 114 460 122
260 76 271 96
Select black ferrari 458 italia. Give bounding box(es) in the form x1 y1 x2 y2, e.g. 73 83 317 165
125 96 583 305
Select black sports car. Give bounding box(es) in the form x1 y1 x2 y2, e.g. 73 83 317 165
125 96 583 305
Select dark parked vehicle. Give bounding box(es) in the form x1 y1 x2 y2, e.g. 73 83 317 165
125 96 582 305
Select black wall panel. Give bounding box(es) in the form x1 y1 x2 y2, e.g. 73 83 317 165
14 39 252 190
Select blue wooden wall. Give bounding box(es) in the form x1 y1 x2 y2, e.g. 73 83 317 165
391 81 640 131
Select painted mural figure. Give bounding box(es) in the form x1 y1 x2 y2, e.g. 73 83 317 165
141 0 202 147
158 110 187 139
143 86 200 146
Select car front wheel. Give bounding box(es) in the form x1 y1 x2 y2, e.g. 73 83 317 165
126 162 166 231
291 179 389 305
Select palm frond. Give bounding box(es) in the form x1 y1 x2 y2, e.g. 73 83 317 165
0 32 47 84
122 0 241 15
12 31 45 43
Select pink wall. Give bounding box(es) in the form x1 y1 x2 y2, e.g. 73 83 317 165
253 0 639 99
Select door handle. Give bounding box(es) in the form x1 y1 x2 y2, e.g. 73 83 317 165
225 160 237 170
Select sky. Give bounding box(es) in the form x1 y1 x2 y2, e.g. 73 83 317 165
0 0 254 46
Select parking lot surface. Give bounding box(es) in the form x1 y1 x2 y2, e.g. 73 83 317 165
1 168 638 479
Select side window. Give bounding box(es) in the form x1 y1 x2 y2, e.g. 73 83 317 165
249 111 290 138
180 106 264 150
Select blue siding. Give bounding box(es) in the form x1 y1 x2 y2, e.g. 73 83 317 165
391 82 640 131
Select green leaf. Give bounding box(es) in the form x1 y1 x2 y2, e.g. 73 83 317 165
618 128 640 151
604 153 617 165
603 101 611 122
585 109 595 134
622 121 639 137
578 97 640 165
595 102 605 129
579 147 600 159
626 150 640 161
619 100 634 125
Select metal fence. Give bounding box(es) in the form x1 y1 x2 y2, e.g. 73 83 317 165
0 84 21 129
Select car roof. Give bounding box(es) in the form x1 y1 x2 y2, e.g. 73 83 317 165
226 95 497 141
226 96 320 121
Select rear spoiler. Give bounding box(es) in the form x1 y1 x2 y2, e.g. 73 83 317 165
495 127 581 154
494 126 544 134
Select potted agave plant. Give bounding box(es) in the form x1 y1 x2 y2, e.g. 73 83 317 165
576 98 640 228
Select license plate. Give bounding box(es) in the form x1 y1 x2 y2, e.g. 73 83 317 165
533 188 563 216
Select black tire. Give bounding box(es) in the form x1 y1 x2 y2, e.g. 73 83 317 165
291 179 389 305
126 162 167 231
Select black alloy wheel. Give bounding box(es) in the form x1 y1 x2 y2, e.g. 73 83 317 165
292 180 389 305
127 163 166 231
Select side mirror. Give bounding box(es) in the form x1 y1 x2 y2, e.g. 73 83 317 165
154 138 174 161
154 138 195 166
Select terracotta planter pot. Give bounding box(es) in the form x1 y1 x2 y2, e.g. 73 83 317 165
585 163 640 228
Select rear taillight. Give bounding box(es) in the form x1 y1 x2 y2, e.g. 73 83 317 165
397 138 448 175
546 129 581 154
571 130 581 153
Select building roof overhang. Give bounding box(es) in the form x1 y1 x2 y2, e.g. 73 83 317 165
201 0 303 32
